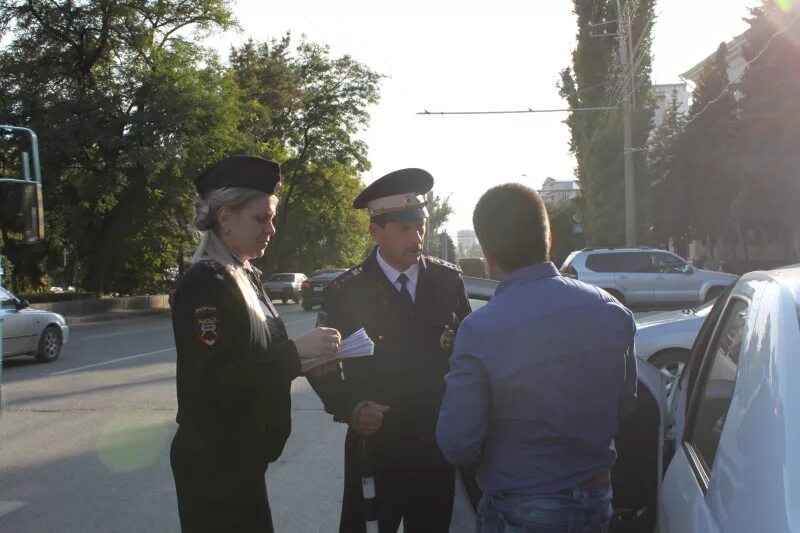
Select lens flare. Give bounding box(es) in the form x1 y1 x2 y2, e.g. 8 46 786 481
96 412 171 473
774 0 793 14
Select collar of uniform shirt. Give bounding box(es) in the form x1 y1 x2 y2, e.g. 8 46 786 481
376 247 420 301
495 262 560 296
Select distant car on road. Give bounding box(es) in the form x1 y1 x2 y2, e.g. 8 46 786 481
1 285 69 363
263 272 307 304
300 269 348 311
560 247 737 308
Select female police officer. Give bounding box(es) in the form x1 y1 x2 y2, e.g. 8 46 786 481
170 155 340 532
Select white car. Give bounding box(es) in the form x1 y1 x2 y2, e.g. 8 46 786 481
1 286 69 363
634 296 721 379
610 264 800 532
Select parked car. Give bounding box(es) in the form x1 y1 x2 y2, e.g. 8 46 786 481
300 269 348 311
462 276 497 310
606 263 800 532
263 272 307 304
633 293 725 379
1 285 69 363
560 247 737 308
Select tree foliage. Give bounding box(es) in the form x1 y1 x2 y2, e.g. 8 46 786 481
559 0 655 245
648 0 800 263
0 2 382 293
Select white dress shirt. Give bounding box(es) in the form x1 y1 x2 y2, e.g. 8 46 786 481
376 247 420 303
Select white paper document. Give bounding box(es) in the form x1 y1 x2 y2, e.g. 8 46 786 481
301 328 375 373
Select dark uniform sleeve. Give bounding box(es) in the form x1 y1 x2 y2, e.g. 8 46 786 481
173 265 301 409
306 284 360 424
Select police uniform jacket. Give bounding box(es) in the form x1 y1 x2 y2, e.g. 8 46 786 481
310 247 471 469
171 259 301 505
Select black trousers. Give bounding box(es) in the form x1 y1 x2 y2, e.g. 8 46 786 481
339 444 455 533
175 487 274 533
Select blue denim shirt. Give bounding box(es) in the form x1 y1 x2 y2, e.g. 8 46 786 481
436 262 637 496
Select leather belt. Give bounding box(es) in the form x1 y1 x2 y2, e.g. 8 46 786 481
500 471 611 499
555 470 611 496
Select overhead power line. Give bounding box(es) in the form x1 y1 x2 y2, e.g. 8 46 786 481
416 107 615 116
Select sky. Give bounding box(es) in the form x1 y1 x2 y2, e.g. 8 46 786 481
204 0 756 234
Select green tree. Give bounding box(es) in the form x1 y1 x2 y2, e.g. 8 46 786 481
228 36 382 274
548 198 586 267
735 1 800 260
647 88 690 249
0 0 239 295
559 0 655 245
682 43 739 256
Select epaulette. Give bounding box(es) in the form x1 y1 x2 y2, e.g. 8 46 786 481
425 256 462 273
328 264 364 290
195 259 229 281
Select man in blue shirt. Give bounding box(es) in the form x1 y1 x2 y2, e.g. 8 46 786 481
436 183 637 532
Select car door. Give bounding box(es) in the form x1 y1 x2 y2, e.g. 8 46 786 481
609 360 668 532
650 251 695 305
613 252 654 305
659 286 759 533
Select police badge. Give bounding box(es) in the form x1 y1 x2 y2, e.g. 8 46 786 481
440 325 455 352
193 305 220 346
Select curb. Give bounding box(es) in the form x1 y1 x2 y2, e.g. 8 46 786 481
65 308 171 326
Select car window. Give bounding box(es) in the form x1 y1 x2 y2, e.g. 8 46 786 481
0 287 15 306
614 252 651 273
585 253 615 272
269 274 295 282
469 298 489 311
651 252 686 274
687 298 748 472
560 251 579 272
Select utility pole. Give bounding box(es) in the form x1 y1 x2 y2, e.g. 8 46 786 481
615 0 637 246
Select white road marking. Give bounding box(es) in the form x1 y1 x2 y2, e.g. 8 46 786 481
49 347 175 376
76 325 173 341
0 501 28 519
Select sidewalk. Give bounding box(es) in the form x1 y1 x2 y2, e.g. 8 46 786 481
31 294 171 325
64 308 172 325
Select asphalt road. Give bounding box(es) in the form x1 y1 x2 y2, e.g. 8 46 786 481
0 305 475 532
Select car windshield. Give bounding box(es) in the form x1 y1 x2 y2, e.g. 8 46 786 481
312 271 344 280
269 274 296 282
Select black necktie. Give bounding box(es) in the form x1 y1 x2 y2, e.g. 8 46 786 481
396 273 414 307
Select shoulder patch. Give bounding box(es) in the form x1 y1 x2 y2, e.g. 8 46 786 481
426 256 462 273
194 305 220 346
328 264 364 290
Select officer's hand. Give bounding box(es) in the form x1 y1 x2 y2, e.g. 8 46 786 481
350 401 390 436
293 327 341 359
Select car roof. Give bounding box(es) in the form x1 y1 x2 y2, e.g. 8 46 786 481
579 246 664 253
463 276 499 299
731 264 800 306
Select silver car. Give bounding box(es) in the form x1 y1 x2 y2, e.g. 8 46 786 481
1 286 69 363
263 272 307 304
560 247 737 307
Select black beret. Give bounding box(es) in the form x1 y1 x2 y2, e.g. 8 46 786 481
193 155 281 196
353 168 434 223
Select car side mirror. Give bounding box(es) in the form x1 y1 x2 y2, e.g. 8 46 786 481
15 298 30 309
682 264 694 274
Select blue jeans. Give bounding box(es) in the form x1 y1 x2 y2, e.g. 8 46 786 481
476 483 612 533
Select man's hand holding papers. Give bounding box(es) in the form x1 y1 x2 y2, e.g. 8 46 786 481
301 328 375 374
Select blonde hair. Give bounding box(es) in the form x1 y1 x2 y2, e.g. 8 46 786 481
192 187 271 347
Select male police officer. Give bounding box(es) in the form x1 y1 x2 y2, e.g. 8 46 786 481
309 168 472 532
